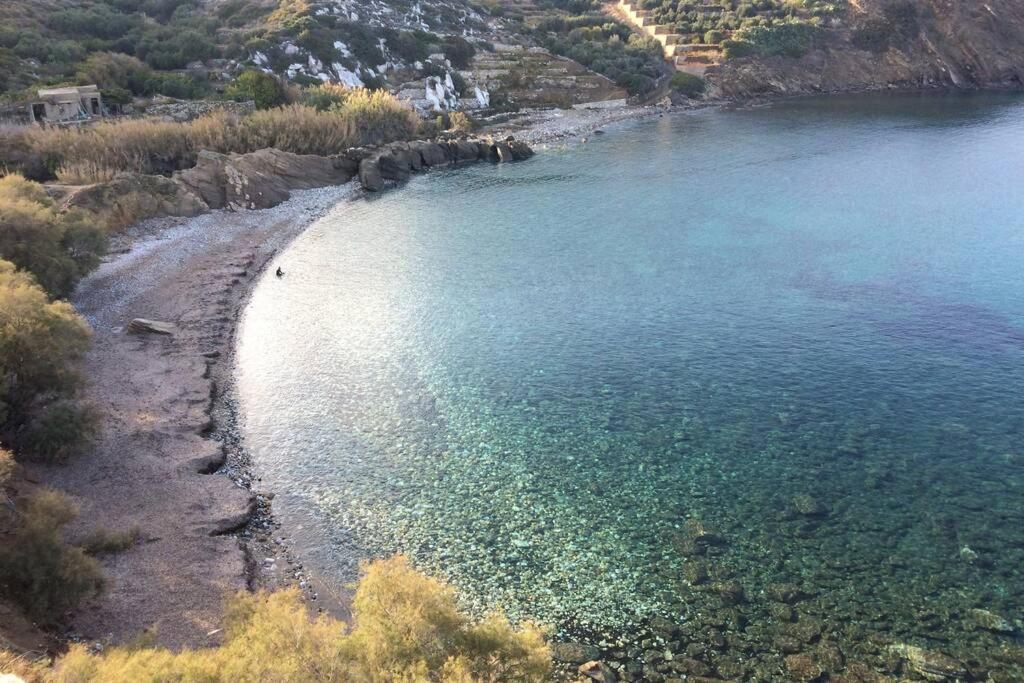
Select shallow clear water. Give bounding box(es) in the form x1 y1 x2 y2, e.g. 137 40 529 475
237 93 1024 677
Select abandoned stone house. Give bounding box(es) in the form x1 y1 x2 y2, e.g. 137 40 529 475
28 85 104 124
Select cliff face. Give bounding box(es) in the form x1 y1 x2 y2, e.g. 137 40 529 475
706 0 1024 98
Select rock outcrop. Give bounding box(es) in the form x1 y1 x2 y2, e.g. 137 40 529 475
176 148 360 210
707 0 1024 98
357 137 535 192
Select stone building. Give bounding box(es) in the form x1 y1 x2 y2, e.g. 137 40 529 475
28 85 104 124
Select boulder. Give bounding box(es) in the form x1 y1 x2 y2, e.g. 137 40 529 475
453 140 483 162
359 157 385 192
507 139 535 160
128 319 176 335
176 148 358 210
411 141 451 167
175 150 230 208
967 608 1015 633
551 641 600 664
491 141 515 162
376 147 416 181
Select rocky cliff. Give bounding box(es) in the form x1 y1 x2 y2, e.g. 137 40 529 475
707 0 1024 98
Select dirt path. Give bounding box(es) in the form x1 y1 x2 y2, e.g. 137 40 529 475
24 184 357 649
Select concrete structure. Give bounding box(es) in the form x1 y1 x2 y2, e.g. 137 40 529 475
29 85 104 124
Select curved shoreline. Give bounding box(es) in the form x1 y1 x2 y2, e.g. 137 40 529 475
32 88 1022 651
32 184 359 648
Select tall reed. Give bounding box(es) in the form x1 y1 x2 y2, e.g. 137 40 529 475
0 91 419 184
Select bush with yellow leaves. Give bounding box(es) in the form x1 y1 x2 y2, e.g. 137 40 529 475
51 556 550 682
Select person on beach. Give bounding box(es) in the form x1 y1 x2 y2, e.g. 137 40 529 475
276 266 284 277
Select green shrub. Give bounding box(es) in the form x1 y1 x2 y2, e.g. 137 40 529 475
0 489 105 623
442 35 477 69
670 71 706 97
722 39 756 58
301 83 351 111
735 23 820 58
52 556 550 681
75 52 153 95
227 70 288 109
0 260 91 440
20 400 98 464
704 29 725 44
0 175 106 298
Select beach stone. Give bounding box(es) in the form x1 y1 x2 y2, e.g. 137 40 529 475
814 643 845 670
770 603 796 622
128 318 176 335
676 519 725 555
552 641 600 664
578 660 617 682
889 644 966 681
785 653 824 682
967 608 1015 633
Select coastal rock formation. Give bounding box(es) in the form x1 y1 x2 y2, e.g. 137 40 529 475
708 0 1024 97
358 138 535 192
176 148 360 210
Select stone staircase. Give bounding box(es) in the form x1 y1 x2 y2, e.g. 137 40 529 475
615 0 724 75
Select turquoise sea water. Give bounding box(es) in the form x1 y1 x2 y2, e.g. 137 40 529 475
237 93 1024 678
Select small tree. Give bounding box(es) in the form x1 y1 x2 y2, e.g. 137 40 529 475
670 71 706 98
0 489 105 622
0 175 106 299
0 260 92 452
227 70 288 109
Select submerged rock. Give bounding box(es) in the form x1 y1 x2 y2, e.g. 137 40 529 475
784 653 824 682
767 583 808 604
967 608 1015 633
792 493 829 517
889 644 966 681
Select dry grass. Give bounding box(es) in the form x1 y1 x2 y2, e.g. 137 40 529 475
2 92 419 184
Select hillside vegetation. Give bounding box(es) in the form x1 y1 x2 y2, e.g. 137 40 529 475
707 0 1024 95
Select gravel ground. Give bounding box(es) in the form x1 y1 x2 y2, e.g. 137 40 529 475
25 184 357 649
